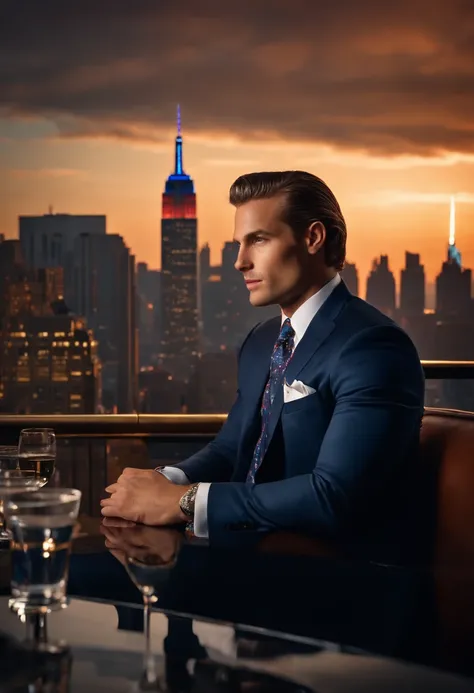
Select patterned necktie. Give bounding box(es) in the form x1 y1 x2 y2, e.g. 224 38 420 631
247 318 295 483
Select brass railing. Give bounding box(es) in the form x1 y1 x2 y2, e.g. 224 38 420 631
0 414 226 437
0 361 472 437
421 360 474 379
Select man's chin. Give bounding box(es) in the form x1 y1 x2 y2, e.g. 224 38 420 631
249 292 272 308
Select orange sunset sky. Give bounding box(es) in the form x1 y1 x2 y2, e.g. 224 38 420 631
1 1 474 293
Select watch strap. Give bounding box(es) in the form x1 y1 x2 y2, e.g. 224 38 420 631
179 483 200 517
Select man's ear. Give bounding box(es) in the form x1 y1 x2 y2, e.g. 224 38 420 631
306 221 326 255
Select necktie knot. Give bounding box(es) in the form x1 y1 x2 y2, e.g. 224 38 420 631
277 318 295 347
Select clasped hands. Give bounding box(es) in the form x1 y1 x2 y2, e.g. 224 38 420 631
100 467 192 526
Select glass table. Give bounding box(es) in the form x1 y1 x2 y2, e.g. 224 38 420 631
1 521 474 691
1 593 473 692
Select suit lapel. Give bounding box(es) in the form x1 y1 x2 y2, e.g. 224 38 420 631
263 280 353 457
233 317 280 481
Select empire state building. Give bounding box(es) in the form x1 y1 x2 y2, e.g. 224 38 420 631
159 107 199 378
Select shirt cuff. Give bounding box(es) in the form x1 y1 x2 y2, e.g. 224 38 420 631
159 466 190 485
193 483 211 539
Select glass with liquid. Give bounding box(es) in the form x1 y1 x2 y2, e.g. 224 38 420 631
0 468 44 546
6 488 81 613
18 428 56 487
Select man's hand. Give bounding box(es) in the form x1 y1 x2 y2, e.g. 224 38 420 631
100 467 192 525
100 519 184 567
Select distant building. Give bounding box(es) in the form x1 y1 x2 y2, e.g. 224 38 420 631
199 243 211 287
400 252 425 317
19 212 106 308
159 107 199 380
366 255 396 316
187 352 238 413
435 198 471 319
138 367 187 414
70 233 137 413
0 311 100 415
340 262 359 296
136 263 162 368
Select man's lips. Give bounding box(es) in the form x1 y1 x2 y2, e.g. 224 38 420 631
245 279 261 285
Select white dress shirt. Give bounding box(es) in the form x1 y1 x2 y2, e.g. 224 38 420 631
161 273 341 537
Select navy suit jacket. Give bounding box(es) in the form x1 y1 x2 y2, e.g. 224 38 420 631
177 281 425 550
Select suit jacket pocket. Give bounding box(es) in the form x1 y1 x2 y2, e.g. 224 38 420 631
282 391 320 415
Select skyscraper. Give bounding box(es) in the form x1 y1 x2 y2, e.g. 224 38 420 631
400 252 425 316
136 262 162 368
19 213 106 308
436 197 472 319
199 243 211 287
160 106 199 379
366 255 396 316
340 261 359 296
71 233 137 413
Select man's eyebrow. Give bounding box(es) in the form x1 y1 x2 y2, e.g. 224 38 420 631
234 229 273 243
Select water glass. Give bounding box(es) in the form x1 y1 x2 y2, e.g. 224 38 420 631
6 488 81 613
0 468 44 546
18 428 56 487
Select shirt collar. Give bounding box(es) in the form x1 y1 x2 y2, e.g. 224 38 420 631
281 273 341 345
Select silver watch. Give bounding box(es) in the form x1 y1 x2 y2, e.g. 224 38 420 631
179 483 200 517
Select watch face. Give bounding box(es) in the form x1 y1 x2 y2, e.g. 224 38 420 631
180 484 198 517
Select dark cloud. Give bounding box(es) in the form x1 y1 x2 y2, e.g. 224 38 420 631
1 0 474 156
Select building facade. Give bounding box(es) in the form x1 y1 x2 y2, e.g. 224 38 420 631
159 107 199 379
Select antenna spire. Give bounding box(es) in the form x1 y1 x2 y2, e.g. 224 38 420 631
449 195 456 246
174 105 184 175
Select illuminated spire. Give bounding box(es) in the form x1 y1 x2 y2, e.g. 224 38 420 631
449 194 456 246
447 195 462 267
174 104 184 175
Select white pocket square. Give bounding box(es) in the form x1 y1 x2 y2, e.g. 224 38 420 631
283 379 317 403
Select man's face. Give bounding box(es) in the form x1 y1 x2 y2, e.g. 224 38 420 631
233 194 312 309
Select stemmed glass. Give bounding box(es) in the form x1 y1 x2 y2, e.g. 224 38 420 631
102 523 181 690
18 429 56 487
126 553 164 689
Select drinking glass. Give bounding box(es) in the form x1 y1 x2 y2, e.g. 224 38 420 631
6 488 81 614
0 468 44 547
105 524 180 690
126 552 177 689
18 428 56 487
0 447 21 544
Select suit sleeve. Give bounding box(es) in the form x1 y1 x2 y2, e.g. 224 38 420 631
206 325 425 541
173 325 259 483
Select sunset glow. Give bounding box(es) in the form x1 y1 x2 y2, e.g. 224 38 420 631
1 2 473 295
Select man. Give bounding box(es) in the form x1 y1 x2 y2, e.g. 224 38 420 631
102 171 425 552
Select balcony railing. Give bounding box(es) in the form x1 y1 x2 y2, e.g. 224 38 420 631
0 361 472 437
420 360 474 379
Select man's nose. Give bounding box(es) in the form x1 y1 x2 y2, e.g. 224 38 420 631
234 246 252 272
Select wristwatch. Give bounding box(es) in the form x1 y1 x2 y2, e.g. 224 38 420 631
179 483 200 518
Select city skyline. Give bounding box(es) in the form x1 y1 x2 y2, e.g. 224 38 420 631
1 2 474 284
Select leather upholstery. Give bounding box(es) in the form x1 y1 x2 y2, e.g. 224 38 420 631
420 408 474 567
